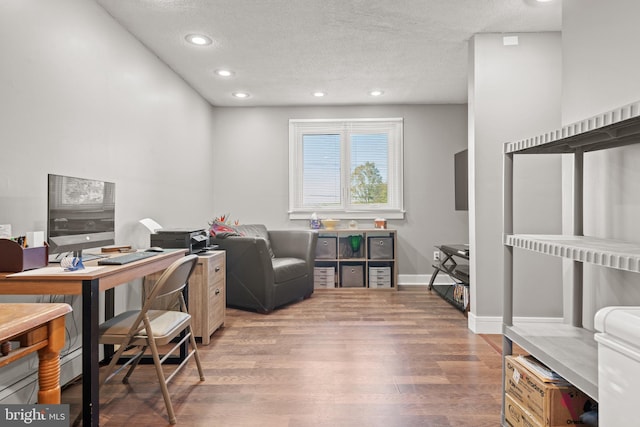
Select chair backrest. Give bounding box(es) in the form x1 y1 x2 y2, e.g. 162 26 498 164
142 254 198 312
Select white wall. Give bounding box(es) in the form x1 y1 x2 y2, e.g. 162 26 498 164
0 1 216 239
468 32 563 332
210 105 469 276
562 0 640 330
0 0 215 401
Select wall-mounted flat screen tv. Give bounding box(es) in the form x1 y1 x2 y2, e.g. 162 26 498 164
454 149 468 211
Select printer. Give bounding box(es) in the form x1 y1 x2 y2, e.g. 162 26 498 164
150 228 210 254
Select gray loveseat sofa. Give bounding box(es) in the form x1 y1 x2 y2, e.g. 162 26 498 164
209 224 317 313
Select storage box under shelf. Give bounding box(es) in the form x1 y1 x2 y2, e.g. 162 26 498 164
341 264 364 287
504 393 542 427
504 355 595 427
314 267 336 288
368 266 392 288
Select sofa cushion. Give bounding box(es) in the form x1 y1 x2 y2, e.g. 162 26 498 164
272 257 307 283
235 224 275 258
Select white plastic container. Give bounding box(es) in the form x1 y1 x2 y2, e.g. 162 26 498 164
594 306 640 426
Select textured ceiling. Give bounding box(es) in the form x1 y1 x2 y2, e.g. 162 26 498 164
96 0 561 107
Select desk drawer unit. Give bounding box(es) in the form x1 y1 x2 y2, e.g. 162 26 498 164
314 267 336 288
368 237 394 260
368 266 392 288
206 253 226 343
341 264 364 288
190 251 226 345
316 237 337 259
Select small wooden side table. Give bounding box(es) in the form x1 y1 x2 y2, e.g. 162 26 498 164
0 303 72 404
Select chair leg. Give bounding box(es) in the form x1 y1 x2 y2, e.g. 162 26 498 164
179 294 204 381
147 336 177 424
99 341 132 387
122 345 147 384
188 325 205 381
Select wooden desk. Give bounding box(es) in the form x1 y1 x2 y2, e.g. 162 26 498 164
0 303 72 404
0 250 185 426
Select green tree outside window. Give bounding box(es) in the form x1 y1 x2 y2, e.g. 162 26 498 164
351 161 388 204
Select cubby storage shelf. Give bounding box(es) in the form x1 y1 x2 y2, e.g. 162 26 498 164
314 228 397 290
505 234 640 273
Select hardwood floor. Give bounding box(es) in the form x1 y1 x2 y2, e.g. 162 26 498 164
62 289 506 426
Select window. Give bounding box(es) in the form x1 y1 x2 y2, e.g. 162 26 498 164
289 118 404 219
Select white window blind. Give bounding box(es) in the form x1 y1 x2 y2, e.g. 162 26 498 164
289 118 404 220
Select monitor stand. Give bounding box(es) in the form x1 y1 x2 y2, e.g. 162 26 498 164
49 250 103 263
73 250 102 262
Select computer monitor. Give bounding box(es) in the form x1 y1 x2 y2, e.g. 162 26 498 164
47 173 115 257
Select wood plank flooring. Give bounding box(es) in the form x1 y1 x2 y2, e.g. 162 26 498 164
62 289 506 426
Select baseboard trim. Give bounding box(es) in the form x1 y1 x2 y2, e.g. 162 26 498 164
393 274 563 335
467 313 563 334
398 273 454 287
467 312 501 334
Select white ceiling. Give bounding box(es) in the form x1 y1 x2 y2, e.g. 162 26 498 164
96 0 561 107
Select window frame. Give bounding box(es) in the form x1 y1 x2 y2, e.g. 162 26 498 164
288 118 405 220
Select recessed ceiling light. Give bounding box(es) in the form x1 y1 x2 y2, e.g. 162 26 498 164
313 91 326 97
185 34 212 46
536 0 553 2
369 90 384 97
232 92 250 99
215 69 234 77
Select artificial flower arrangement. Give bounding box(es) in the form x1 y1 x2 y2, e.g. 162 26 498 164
209 214 241 237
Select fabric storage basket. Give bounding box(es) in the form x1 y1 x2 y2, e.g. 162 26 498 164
368 236 393 259
316 237 337 259
341 264 364 287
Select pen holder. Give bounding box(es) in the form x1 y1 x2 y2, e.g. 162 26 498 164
0 239 49 272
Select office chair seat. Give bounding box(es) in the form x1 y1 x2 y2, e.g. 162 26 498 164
99 309 190 346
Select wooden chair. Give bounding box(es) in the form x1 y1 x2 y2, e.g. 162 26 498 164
98 254 205 424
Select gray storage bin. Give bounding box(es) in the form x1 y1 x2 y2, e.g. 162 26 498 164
316 236 337 259
368 236 394 259
341 264 364 287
